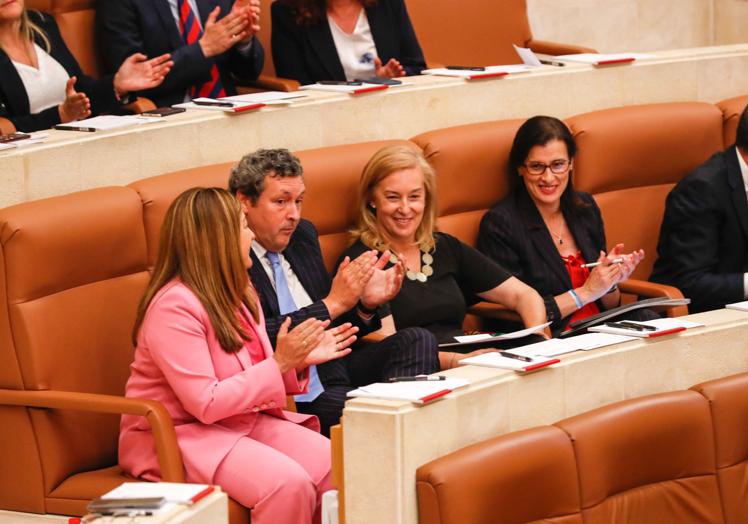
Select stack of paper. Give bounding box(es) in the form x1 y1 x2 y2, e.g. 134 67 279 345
555 53 653 65
55 115 159 132
588 318 703 338
726 301 748 312
103 482 214 505
174 97 266 113
347 377 469 404
299 82 390 94
217 91 307 105
508 332 636 358
422 64 531 79
439 321 551 349
458 352 559 372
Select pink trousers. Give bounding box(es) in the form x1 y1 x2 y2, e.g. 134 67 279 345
213 414 332 524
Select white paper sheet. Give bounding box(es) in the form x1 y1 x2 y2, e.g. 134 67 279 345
458 352 558 371
422 64 532 78
513 44 543 67
555 53 654 64
347 378 470 404
453 321 551 343
102 482 212 504
726 300 748 312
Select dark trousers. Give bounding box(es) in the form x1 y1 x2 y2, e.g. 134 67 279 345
296 327 439 436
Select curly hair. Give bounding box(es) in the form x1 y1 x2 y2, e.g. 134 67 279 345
228 148 303 203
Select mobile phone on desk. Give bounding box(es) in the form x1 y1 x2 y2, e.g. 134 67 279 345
446 65 486 71
317 80 363 86
354 77 402 85
140 107 186 117
0 132 31 143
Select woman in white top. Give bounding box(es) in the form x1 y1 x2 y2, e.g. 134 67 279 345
0 0 173 132
271 0 426 85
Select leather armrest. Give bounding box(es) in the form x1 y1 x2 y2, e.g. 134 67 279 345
236 74 300 93
330 422 346 524
0 117 17 135
0 388 184 482
124 97 157 114
466 301 522 322
528 39 597 56
619 278 689 317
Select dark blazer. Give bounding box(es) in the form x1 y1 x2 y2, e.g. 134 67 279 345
0 11 119 132
477 190 606 334
651 147 748 313
271 0 426 85
97 0 264 107
249 219 380 382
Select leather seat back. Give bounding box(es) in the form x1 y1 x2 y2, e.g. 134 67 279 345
416 426 582 524
406 0 531 66
0 187 149 512
567 102 724 280
411 120 523 247
692 372 748 524
717 95 748 148
555 390 724 524
26 0 101 78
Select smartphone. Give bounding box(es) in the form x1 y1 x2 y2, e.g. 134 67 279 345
445 65 486 71
0 132 31 143
354 77 402 86
317 80 363 86
88 497 166 512
140 107 186 117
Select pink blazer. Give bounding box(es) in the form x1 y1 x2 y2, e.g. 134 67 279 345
119 280 317 484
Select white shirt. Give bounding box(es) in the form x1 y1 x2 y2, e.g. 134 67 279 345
328 9 378 81
251 241 314 311
737 148 748 299
12 43 68 115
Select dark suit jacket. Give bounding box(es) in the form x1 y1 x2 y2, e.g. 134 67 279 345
477 190 606 334
97 0 264 107
271 0 425 85
651 147 748 312
0 11 119 132
249 219 380 384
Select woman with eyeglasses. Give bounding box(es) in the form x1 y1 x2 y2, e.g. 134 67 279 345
477 116 646 335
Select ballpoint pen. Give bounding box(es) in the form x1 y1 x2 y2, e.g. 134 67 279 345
193 100 234 107
581 257 623 268
499 351 533 362
389 375 446 382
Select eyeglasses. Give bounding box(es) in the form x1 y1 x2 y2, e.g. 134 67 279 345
523 159 571 176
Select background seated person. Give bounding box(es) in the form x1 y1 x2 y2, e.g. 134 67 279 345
343 145 548 369
231 148 439 437
0 2 172 132
98 0 263 107
120 187 356 523
271 0 425 85
477 116 649 336
651 104 748 313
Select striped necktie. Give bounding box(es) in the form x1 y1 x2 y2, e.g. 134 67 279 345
177 0 227 99
266 251 325 403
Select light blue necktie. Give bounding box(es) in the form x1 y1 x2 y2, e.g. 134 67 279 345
266 251 324 402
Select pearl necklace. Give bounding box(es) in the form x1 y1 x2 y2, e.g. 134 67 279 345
390 251 434 282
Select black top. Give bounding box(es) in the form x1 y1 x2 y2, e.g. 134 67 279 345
651 147 748 312
477 190 606 335
0 11 120 132
271 0 426 85
97 0 264 108
340 232 510 343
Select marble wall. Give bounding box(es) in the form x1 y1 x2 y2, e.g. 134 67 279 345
528 0 747 53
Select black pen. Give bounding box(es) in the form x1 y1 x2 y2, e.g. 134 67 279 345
605 321 650 331
446 65 485 71
193 100 234 107
389 375 446 382
617 320 656 331
539 59 566 67
500 351 533 362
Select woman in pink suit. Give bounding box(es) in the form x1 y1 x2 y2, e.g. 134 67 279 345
119 187 357 523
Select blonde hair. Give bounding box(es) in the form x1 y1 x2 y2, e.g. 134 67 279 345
133 188 259 353
351 145 437 253
21 10 51 53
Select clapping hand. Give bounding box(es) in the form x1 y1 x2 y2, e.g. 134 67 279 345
607 243 645 284
360 250 405 310
58 77 91 122
231 0 261 42
273 317 328 373
374 57 405 78
304 322 358 366
113 53 173 95
199 6 251 58
324 250 378 317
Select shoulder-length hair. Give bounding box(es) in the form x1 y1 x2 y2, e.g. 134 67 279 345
19 10 51 53
280 0 378 26
132 187 259 353
350 145 437 253
508 115 589 214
